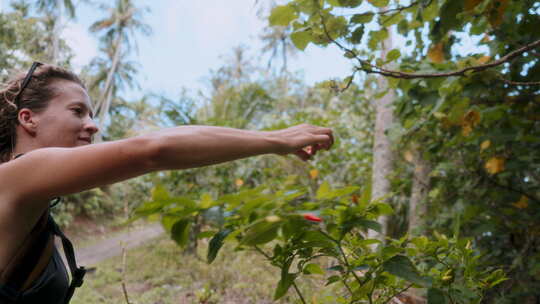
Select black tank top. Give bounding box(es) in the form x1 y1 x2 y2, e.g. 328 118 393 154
0 247 69 303
0 213 86 304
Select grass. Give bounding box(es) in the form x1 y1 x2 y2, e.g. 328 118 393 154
69 235 340 304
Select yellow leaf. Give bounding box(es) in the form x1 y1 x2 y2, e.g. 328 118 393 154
464 0 483 11
485 157 505 174
265 215 281 223
404 150 414 163
512 196 529 209
310 169 319 179
462 109 481 127
428 42 444 63
235 179 244 187
477 55 491 65
480 140 491 151
488 0 508 27
462 124 473 137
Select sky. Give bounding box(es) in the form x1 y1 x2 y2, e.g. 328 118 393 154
0 0 488 101
55 1 354 100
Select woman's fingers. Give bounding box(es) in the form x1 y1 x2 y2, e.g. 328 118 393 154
295 149 311 161
275 124 334 159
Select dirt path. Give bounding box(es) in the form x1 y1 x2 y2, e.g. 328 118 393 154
60 223 165 267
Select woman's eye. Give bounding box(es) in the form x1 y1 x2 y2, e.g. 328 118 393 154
72 108 83 116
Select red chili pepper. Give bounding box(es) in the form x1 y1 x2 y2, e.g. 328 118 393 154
303 213 322 222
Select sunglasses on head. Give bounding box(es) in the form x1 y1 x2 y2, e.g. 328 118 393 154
15 61 43 106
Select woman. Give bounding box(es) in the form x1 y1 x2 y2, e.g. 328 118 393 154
0 63 334 303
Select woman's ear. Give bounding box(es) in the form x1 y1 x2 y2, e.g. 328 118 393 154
17 108 38 135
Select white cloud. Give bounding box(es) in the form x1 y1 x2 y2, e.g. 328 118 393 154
62 22 98 72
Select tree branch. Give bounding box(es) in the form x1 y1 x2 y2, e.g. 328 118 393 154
318 13 540 80
497 74 540 86
292 281 308 304
350 0 433 18
380 284 413 304
477 168 540 204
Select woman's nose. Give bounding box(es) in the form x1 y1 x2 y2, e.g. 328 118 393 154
85 117 99 135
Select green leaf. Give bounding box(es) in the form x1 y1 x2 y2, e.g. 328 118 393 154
171 219 191 247
374 202 394 215
331 0 362 8
274 273 295 300
134 201 163 216
368 28 388 50
367 0 389 8
359 239 381 246
332 186 360 198
151 184 170 201
325 275 341 286
356 219 382 232
422 1 439 22
316 181 331 200
269 5 297 26
360 182 372 204
241 221 280 246
197 231 215 239
386 49 401 62
427 288 447 304
207 228 232 263
290 30 312 51
351 13 373 24
381 12 404 26
326 16 348 39
303 263 325 275
350 26 364 44
199 193 214 209
383 255 433 287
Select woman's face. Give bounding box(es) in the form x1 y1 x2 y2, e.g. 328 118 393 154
32 80 99 148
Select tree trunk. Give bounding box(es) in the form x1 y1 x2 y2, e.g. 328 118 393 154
408 145 431 236
51 3 62 64
95 30 122 142
367 28 395 241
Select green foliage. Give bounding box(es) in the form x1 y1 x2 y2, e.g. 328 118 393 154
267 0 540 302
138 182 505 303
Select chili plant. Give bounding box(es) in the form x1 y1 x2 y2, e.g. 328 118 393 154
134 182 506 303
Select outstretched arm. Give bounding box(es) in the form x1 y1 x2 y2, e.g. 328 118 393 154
151 124 333 170
0 123 333 215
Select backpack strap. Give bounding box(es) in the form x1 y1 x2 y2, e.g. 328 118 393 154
48 214 86 304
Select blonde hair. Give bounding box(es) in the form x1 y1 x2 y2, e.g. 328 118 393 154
0 64 85 162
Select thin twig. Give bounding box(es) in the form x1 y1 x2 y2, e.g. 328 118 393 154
120 244 131 304
292 281 308 304
331 69 359 93
121 198 131 304
254 245 272 260
497 74 540 86
478 168 540 204
380 284 413 304
318 230 364 286
350 0 433 18
318 12 540 80
341 278 354 296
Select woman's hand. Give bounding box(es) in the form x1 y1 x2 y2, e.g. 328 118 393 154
269 124 334 161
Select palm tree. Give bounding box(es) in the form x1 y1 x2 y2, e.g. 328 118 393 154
34 0 77 64
257 1 297 73
89 0 151 140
